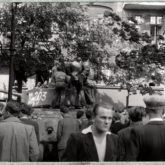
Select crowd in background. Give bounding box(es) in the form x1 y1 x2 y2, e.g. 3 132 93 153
0 93 165 161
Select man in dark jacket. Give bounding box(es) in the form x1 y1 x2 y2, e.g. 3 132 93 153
129 94 165 161
62 104 118 161
57 106 79 160
118 106 146 161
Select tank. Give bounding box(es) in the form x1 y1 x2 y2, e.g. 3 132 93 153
22 87 63 143
21 84 165 143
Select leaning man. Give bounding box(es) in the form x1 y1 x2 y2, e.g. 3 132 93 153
0 101 39 161
62 104 118 161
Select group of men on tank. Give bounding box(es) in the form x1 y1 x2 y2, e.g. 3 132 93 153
38 58 97 109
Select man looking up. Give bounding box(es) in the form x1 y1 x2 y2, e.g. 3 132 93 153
62 104 118 161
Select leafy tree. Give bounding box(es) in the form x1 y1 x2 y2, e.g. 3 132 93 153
0 2 87 92
70 9 150 84
0 2 154 95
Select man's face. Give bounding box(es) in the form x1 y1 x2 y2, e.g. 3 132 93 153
93 107 113 133
120 110 129 124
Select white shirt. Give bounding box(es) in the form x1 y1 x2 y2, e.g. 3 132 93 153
149 117 163 122
93 134 106 161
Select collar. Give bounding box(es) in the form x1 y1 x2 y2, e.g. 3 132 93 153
149 118 163 122
130 121 142 127
3 117 21 123
21 116 28 119
82 125 111 135
63 113 71 118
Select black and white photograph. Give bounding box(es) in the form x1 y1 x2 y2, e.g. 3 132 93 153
0 1 165 162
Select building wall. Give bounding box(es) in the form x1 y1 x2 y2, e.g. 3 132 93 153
86 2 165 37
124 9 165 36
85 2 127 19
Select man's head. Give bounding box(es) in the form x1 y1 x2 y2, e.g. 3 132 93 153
4 101 20 118
92 104 113 133
119 108 129 124
76 110 84 119
143 94 165 117
19 102 33 116
85 110 92 120
128 106 146 122
60 106 69 115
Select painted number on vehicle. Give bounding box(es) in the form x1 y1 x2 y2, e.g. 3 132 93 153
28 91 47 106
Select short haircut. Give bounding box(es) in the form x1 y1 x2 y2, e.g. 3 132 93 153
145 107 163 114
93 104 111 117
5 101 20 116
85 110 92 120
57 65 63 71
128 106 146 122
76 110 84 119
112 112 121 121
20 102 33 116
60 106 69 114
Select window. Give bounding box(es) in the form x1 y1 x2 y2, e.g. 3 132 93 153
150 16 162 25
157 16 162 25
135 16 142 24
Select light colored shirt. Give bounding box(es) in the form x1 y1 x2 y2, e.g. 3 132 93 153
93 134 106 161
82 126 111 135
149 118 163 122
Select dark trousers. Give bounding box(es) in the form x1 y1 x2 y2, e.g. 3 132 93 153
58 149 65 161
52 85 66 108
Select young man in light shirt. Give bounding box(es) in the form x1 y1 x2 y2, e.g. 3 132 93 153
62 104 118 161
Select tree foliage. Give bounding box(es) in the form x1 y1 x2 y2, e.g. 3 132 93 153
0 2 87 90
0 2 159 91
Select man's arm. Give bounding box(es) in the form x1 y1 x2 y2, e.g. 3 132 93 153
126 128 140 161
29 127 40 161
62 133 79 161
117 132 126 161
57 120 63 141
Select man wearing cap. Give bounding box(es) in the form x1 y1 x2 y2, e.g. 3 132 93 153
0 101 39 161
129 94 165 161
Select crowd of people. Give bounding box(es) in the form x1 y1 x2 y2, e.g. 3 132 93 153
0 93 165 161
58 93 165 161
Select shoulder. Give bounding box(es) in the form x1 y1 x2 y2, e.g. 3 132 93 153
118 126 131 136
23 123 34 129
107 133 118 141
58 118 64 124
129 125 147 138
67 132 85 146
107 133 118 147
70 132 89 142
22 123 35 134
70 132 84 139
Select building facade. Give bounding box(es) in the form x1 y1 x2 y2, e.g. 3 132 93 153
86 2 165 45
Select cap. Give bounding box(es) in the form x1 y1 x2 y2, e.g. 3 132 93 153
143 94 165 109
